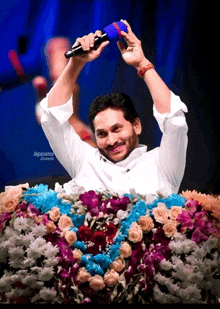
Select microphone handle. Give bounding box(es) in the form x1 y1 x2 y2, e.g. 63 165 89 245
65 32 108 59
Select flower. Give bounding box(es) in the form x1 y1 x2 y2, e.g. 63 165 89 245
104 269 119 287
138 215 154 232
169 206 183 221
119 242 132 258
128 222 143 243
76 267 91 283
72 249 83 263
110 256 125 272
77 225 92 241
89 275 105 291
163 220 177 238
58 214 74 230
0 183 219 304
63 230 77 246
48 206 61 222
152 202 169 224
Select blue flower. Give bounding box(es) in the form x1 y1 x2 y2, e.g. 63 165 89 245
93 254 112 270
86 261 104 276
73 241 86 253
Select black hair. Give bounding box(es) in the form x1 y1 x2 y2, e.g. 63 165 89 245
89 92 139 133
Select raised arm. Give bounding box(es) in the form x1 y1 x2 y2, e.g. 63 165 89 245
117 20 171 114
48 31 109 108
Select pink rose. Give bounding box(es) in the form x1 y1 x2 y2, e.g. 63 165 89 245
45 220 57 234
163 219 177 238
169 206 183 221
128 222 143 243
104 269 119 287
0 185 24 214
77 267 91 283
152 202 169 224
58 214 73 230
89 275 105 291
138 215 154 232
72 249 83 263
0 191 20 214
63 230 77 246
119 242 132 258
48 207 61 222
110 256 125 272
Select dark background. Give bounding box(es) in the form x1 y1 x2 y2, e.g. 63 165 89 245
0 0 219 194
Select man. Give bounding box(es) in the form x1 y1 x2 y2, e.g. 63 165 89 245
40 20 188 196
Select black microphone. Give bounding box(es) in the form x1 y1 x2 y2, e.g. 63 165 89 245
65 21 127 59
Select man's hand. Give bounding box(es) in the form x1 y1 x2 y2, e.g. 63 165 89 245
73 30 109 63
117 20 149 69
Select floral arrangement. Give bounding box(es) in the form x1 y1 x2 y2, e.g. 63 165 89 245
0 183 220 304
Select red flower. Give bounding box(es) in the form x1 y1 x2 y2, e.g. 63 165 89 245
78 225 92 241
92 231 106 247
104 222 117 239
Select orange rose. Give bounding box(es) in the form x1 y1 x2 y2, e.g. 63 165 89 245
111 256 125 272
0 194 20 214
128 222 143 243
119 242 132 258
104 269 119 287
45 220 57 234
72 249 83 263
77 267 91 283
58 214 73 230
163 220 177 238
138 215 154 232
169 206 183 221
89 275 105 291
64 230 77 246
48 207 61 222
0 185 24 214
152 203 169 224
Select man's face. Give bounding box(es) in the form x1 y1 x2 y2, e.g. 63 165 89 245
93 108 142 163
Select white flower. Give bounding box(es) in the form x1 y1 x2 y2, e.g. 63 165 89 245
9 257 24 269
160 258 173 271
32 224 47 237
39 287 57 301
38 267 54 281
21 274 37 287
8 246 25 260
54 182 63 193
43 243 59 258
21 257 35 269
44 257 59 267
117 209 128 221
13 217 28 232
26 237 46 259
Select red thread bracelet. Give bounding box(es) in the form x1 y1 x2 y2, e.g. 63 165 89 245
137 63 155 77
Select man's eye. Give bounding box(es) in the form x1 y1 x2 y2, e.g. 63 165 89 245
97 132 106 137
113 127 121 132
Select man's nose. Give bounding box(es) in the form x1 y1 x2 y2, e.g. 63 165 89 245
107 133 117 146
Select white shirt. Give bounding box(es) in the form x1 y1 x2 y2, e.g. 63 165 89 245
40 91 188 196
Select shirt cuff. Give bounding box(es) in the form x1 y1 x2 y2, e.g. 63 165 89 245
40 92 74 126
153 91 188 133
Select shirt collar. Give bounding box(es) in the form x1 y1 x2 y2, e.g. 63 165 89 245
99 144 147 167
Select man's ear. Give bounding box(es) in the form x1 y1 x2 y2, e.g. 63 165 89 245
133 117 142 135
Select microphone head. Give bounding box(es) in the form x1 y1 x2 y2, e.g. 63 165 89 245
103 21 127 42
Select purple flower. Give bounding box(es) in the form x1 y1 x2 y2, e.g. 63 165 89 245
0 212 11 224
185 199 198 212
192 228 208 243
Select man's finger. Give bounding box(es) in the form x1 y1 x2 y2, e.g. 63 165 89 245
117 41 126 54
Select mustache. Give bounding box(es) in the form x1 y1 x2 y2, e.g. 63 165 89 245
106 142 124 151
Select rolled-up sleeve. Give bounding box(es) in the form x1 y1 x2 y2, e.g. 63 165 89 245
40 93 91 178
153 92 188 194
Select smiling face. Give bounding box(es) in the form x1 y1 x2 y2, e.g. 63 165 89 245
93 108 142 163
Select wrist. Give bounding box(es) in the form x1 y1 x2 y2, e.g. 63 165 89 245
134 59 151 71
